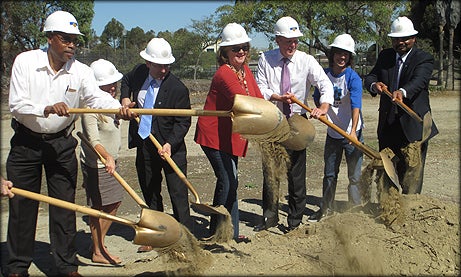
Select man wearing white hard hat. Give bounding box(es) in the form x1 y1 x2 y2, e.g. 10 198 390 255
309 34 364 222
4 11 134 277
120 38 192 252
365 16 438 194
80 59 124 265
255 16 334 232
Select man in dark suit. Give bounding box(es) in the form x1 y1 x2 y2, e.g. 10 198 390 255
365 16 438 194
121 38 192 252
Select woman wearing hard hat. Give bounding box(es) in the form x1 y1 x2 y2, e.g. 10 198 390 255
194 22 263 243
309 34 364 222
79 59 124 265
365 16 438 194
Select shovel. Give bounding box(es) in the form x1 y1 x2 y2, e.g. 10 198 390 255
68 95 285 137
10 187 182 248
382 87 433 141
76 131 183 247
133 117 228 216
290 96 400 188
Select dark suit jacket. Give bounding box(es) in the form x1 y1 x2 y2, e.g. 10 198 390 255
364 47 438 148
120 63 191 165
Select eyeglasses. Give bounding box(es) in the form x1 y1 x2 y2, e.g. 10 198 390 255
231 45 250 53
55 34 79 46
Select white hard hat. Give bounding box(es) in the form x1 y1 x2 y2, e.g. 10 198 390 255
90 59 123 86
43 10 83 35
329 34 356 54
139 38 175 64
388 16 418 37
274 16 303 38
219 23 251 47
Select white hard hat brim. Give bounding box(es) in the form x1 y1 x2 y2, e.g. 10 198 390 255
387 30 418 37
219 37 251 47
140 50 175 64
96 72 123 86
329 44 356 55
276 32 303 39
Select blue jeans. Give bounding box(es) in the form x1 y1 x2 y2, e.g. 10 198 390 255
201 146 239 239
321 130 363 210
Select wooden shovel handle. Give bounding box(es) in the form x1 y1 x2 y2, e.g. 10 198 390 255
76 132 148 208
69 108 231 117
133 117 201 204
11 187 135 226
382 87 423 123
291 97 381 160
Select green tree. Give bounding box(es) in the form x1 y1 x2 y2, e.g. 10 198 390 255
227 0 408 58
100 18 125 49
1 0 94 76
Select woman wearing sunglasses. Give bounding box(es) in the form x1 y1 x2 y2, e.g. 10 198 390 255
194 22 263 243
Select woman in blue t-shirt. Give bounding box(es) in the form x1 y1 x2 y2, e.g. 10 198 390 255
310 34 364 222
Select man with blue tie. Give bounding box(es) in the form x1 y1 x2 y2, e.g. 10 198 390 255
121 38 192 252
365 16 438 194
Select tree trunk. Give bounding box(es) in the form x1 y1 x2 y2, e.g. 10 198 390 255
446 27 454 90
437 25 445 87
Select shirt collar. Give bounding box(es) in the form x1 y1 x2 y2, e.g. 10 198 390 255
396 48 412 63
40 47 76 74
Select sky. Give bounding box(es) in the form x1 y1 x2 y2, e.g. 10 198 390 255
92 1 270 49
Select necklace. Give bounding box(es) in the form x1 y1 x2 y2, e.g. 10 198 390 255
227 64 249 95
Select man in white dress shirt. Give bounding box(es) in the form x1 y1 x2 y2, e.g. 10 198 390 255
4 11 133 277
255 16 334 232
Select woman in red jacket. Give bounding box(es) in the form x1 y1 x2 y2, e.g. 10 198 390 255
194 23 263 242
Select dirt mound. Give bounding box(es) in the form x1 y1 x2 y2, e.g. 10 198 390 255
104 194 459 276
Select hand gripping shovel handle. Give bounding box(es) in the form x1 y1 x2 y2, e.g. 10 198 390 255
133 117 201 203
76 131 148 208
290 97 381 160
291 96 401 189
382 87 423 123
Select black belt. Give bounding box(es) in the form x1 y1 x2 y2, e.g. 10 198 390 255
13 119 74 140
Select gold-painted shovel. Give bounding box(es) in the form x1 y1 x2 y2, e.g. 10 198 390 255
10 187 181 248
134 117 229 216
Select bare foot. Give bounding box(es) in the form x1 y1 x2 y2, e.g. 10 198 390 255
92 252 122 265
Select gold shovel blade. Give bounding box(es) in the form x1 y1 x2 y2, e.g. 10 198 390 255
133 208 182 248
231 94 285 135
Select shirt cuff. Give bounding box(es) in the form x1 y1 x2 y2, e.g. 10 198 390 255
399 88 407 98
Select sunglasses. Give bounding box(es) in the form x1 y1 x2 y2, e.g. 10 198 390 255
55 34 79 46
231 45 250 53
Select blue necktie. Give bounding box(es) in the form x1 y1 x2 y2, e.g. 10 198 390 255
138 79 156 139
281 57 291 118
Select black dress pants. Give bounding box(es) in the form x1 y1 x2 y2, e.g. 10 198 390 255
5 131 79 276
135 141 192 229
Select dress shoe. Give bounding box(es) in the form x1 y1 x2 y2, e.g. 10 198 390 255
137 245 153 253
66 272 83 277
307 208 333 222
7 273 29 277
253 217 278 232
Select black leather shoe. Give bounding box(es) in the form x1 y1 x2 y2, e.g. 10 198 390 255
253 217 278 232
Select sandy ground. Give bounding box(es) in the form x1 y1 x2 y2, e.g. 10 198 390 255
0 84 459 276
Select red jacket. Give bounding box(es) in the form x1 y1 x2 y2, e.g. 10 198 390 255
194 64 263 157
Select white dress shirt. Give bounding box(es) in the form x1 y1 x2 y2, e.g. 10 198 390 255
137 76 162 108
9 48 121 133
256 48 334 114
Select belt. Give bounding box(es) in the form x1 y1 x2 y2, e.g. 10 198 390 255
13 119 74 140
